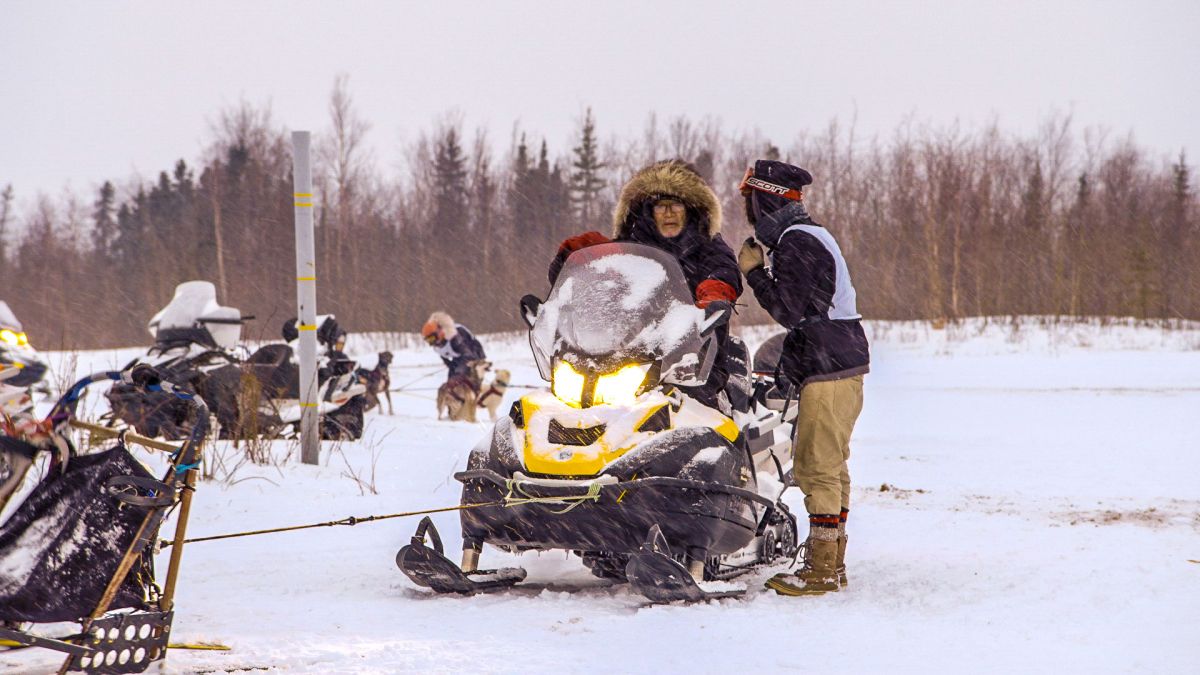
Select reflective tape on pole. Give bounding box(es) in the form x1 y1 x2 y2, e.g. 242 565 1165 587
292 131 320 465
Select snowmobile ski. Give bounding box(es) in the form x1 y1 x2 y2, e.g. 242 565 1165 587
625 526 745 603
396 517 526 594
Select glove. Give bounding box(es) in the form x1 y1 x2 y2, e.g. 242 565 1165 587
738 237 765 274
695 279 738 309
558 231 610 254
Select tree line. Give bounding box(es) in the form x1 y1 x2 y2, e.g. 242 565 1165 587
1 79 1195 350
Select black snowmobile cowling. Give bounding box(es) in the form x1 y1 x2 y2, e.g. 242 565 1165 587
406 243 800 598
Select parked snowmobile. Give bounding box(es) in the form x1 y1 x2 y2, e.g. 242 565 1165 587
105 281 368 440
0 301 50 417
397 243 801 602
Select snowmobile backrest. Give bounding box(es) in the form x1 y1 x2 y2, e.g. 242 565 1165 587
198 305 244 349
148 281 243 348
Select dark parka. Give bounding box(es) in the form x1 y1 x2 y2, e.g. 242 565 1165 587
745 201 870 388
549 161 742 302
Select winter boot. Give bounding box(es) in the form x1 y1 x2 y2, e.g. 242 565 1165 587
837 508 849 587
836 534 848 588
766 537 840 596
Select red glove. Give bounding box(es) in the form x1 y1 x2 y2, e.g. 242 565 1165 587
558 231 610 254
695 279 738 309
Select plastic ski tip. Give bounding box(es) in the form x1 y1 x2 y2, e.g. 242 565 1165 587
396 542 525 594
625 550 745 604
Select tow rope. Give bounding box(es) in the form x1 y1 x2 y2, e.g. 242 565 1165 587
159 500 503 548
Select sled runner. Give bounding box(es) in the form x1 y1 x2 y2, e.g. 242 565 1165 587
0 366 207 673
397 243 801 603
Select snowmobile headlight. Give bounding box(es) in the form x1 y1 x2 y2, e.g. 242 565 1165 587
594 362 651 406
0 329 19 346
552 360 586 408
17 332 28 346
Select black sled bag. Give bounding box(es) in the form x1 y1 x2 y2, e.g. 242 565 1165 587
0 441 157 622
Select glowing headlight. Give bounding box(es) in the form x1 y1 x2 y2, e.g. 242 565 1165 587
594 363 651 406
0 329 19 346
552 360 586 408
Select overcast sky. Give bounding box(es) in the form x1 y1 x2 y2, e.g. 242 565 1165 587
2 0 1197 203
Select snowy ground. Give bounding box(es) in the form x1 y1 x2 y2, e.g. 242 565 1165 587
4 318 1198 674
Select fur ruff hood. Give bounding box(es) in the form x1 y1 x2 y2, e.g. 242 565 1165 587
612 161 722 239
426 311 458 340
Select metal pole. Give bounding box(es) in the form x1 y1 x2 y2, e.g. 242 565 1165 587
292 131 320 465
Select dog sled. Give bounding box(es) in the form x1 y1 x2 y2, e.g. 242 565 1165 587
1 365 206 673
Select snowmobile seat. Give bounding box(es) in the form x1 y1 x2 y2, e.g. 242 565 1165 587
751 332 786 376
244 344 298 398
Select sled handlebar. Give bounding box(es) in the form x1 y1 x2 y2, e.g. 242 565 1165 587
51 365 210 463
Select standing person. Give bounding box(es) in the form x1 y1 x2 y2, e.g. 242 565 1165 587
421 311 486 382
736 160 870 596
548 160 741 411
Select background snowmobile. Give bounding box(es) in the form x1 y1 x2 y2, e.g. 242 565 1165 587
398 243 801 602
106 281 369 440
0 301 50 417
1 366 207 673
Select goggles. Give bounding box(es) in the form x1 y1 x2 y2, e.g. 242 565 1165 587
738 167 803 201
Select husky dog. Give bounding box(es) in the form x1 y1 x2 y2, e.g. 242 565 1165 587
477 369 511 421
361 351 394 415
436 359 490 422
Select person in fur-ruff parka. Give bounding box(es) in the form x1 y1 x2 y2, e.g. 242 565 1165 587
421 311 486 380
547 160 742 409
549 160 742 305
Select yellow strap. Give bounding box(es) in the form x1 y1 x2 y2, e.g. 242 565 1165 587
298 324 317 331
169 642 232 651
296 276 316 281
295 202 313 207
299 402 319 408
293 192 313 198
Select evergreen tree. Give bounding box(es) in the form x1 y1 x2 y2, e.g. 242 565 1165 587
0 184 13 275
509 134 537 231
432 125 468 237
569 108 606 227
92 181 118 257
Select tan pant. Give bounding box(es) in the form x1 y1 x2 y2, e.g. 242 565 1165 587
792 375 864 517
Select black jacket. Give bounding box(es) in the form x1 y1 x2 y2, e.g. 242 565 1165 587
434 325 486 379
746 202 870 387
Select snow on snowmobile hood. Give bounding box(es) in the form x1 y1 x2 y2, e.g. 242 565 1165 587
148 281 243 349
528 242 719 387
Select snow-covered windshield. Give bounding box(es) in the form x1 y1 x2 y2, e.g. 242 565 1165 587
528 243 716 386
148 281 243 349
0 302 21 332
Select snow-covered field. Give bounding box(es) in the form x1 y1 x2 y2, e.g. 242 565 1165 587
4 318 1198 674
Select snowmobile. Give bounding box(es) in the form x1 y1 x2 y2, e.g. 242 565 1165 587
105 281 369 440
1 365 207 673
0 301 50 417
397 243 802 603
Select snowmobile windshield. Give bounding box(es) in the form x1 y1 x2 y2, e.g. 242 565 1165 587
148 280 243 350
0 301 22 332
529 242 717 389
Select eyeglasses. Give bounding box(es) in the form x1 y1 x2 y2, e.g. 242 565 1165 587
652 200 686 214
424 334 439 345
